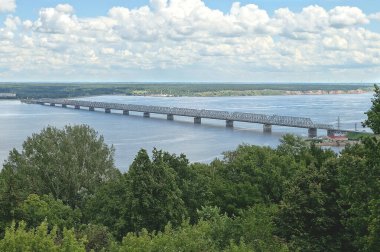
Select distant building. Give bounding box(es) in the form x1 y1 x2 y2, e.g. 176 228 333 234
328 131 348 140
0 93 17 99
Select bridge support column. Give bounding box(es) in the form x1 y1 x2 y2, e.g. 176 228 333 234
62 104 67 108
263 124 272 133
50 103 55 106
308 128 317 138
226 120 234 128
167 114 174 120
105 108 111 113
123 110 129 115
75 105 80 110
143 112 150 118
194 117 201 124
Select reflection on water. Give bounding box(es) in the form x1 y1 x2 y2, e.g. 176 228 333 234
0 93 372 171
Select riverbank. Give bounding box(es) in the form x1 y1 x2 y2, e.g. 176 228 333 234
0 83 374 99
134 88 370 97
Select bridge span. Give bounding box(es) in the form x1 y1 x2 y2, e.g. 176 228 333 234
23 98 343 138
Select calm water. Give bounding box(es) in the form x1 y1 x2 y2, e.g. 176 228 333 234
0 93 372 171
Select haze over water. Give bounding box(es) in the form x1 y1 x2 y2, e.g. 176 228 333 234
0 93 372 171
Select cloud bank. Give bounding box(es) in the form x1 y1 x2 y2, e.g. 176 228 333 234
0 0 16 13
0 0 379 82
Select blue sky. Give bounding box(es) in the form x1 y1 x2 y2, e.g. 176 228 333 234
0 0 379 82
9 0 379 17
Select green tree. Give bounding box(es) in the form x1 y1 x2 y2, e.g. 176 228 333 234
83 175 130 240
362 84 380 133
17 194 81 230
160 151 213 223
78 224 114 252
211 145 299 215
337 139 380 251
114 220 216 252
0 164 24 232
275 160 343 251
128 149 187 232
0 221 87 251
1 125 119 208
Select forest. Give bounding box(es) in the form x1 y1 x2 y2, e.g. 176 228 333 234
0 82 373 99
0 85 379 251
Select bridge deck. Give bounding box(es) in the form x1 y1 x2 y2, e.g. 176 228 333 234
23 98 335 130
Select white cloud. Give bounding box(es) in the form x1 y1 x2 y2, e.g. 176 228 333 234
369 12 380 21
329 6 369 27
0 2 379 82
33 5 78 33
323 35 348 50
0 0 16 12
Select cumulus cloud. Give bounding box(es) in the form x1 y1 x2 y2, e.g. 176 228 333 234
0 0 16 12
33 4 78 33
0 1 379 82
369 12 380 21
329 6 368 27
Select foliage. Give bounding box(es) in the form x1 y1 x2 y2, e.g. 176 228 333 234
275 160 343 251
0 221 86 251
17 194 81 230
362 84 380 134
114 221 216 252
210 144 300 215
1 125 119 208
128 149 187 232
78 224 114 252
0 83 372 99
83 175 131 240
0 117 379 251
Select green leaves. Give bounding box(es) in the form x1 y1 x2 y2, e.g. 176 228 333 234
0 221 87 252
2 125 119 208
17 194 81 230
128 149 187 232
362 84 380 134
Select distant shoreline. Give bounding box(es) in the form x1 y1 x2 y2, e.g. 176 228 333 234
132 88 371 97
0 83 374 99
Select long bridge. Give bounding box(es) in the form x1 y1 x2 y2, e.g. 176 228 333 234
22 98 344 138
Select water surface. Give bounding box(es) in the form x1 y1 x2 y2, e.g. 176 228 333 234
0 93 372 171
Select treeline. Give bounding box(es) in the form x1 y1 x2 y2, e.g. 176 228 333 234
0 86 379 251
0 126 379 251
0 83 373 99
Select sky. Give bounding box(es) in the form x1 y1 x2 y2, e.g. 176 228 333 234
0 0 379 83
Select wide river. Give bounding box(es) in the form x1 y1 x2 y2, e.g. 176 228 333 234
0 93 373 171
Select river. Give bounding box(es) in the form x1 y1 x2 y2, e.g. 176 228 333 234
0 93 373 171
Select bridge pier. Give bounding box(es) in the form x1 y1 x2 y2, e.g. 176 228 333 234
263 124 272 133
143 112 150 118
167 114 174 120
123 110 129 115
62 104 67 108
75 105 80 110
226 120 234 128
105 108 111 113
308 128 317 138
89 107 95 111
194 117 201 124
50 103 55 106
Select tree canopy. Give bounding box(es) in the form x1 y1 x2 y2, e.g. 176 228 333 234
0 99 379 252
363 84 380 134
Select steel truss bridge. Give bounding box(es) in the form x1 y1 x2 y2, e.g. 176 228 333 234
23 98 342 138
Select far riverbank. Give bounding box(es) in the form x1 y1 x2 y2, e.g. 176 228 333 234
0 83 374 99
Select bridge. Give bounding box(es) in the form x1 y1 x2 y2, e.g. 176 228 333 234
22 98 344 138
